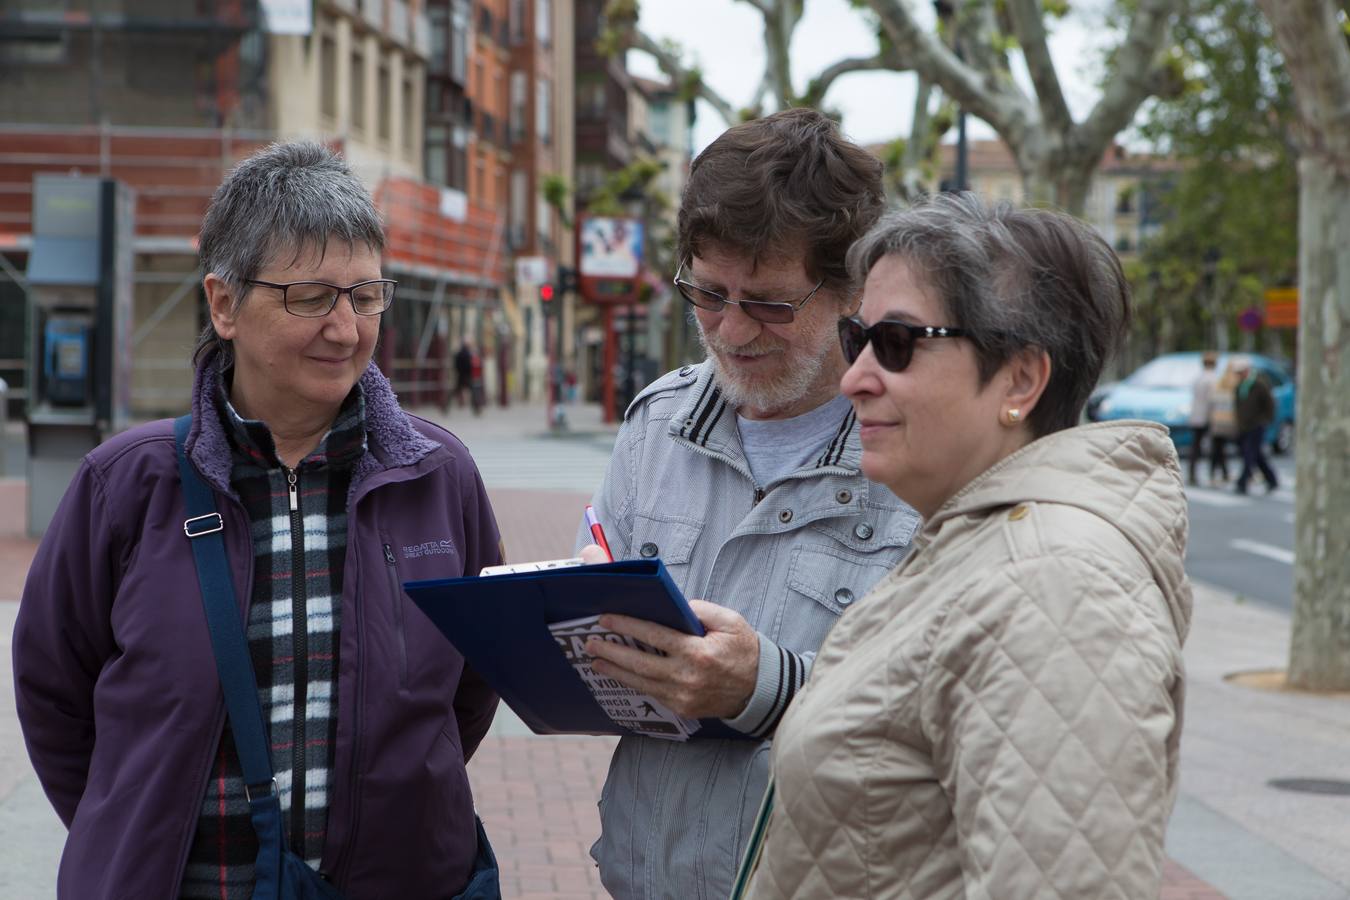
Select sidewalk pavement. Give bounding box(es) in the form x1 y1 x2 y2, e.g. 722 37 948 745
1 404 1347 897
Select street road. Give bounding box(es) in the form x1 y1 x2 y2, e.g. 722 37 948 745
1182 455 1298 612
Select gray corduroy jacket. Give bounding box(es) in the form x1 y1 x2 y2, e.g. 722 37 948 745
578 362 921 900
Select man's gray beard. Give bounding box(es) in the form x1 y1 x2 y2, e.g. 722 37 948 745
696 323 833 415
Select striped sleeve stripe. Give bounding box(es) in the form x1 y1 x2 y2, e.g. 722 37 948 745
746 646 808 739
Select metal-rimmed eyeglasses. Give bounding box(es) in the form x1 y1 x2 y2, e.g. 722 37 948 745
837 315 970 373
245 279 397 317
672 260 825 325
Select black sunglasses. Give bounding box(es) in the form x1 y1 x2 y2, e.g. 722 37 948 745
673 260 825 325
837 316 970 372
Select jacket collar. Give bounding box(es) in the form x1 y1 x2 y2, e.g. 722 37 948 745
666 360 862 474
187 347 440 497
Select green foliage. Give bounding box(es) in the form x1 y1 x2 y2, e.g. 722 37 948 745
541 175 573 229
585 157 669 216
1133 0 1298 352
597 0 639 58
676 67 704 104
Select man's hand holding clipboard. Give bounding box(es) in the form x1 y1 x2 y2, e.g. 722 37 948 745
577 510 760 721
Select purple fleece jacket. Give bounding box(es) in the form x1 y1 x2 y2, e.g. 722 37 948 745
14 353 502 898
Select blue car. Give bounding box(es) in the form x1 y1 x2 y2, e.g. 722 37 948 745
1089 352 1296 455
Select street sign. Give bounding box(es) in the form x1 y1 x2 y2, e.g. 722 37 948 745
1264 287 1298 329
577 215 643 305
1238 307 1263 332
514 255 549 285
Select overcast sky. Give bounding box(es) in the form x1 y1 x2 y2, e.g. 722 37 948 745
629 0 1122 153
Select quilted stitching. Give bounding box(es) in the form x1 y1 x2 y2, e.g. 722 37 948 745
743 423 1190 899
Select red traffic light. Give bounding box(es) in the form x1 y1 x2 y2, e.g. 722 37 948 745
539 283 555 302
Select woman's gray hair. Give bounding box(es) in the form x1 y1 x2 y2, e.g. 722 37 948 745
846 192 1131 437
194 141 385 364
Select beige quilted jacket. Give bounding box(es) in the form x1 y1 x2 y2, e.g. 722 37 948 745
745 422 1192 900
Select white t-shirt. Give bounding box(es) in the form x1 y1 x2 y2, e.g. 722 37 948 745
736 394 853 487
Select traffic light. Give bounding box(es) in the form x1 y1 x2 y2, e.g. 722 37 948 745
557 264 579 294
538 283 555 303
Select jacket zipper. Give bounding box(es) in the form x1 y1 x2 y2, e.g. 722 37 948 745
285 465 309 856
383 541 410 685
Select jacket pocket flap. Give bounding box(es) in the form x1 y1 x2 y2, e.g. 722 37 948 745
631 514 701 566
787 545 896 615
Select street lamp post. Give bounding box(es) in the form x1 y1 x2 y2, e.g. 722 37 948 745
934 0 969 192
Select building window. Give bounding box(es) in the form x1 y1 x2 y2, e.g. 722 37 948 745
426 123 448 186
581 80 606 119
536 194 552 246
536 76 551 145
509 71 526 144
509 0 526 43
510 169 528 248
378 64 392 141
403 78 415 155
320 35 337 119
450 1 469 83
479 5 494 41
536 0 551 46
351 49 366 131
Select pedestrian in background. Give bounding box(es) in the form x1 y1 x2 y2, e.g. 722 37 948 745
1207 360 1242 484
1232 355 1279 495
737 194 1192 900
454 340 475 408
14 142 503 898
1187 350 1220 486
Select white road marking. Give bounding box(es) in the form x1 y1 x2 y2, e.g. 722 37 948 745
1230 539 1295 565
1185 488 1250 508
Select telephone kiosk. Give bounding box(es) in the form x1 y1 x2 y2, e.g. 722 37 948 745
25 175 135 537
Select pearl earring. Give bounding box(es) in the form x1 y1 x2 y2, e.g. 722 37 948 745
1005 408 1021 425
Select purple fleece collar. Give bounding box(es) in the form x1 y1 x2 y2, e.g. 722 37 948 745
186 348 439 498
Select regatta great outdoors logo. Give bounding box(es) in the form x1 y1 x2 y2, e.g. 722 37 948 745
402 539 457 559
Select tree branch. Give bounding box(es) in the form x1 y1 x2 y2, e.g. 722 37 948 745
799 49 905 107
1005 0 1072 133
865 0 1036 145
630 29 739 126
1079 0 1178 151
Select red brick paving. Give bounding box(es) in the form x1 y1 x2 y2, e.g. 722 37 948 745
1 479 1229 898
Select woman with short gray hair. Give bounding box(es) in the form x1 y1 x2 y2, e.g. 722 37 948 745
735 194 1193 899
16 141 503 898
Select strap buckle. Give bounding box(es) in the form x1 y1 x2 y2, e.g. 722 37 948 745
183 513 224 539
244 777 279 804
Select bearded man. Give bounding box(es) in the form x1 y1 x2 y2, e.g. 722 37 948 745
576 108 921 900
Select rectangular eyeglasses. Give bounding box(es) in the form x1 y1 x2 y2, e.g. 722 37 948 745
245 279 397 317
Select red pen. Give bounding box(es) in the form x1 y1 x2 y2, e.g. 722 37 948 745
584 505 614 562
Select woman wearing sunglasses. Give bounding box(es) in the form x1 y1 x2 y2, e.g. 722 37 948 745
736 194 1193 899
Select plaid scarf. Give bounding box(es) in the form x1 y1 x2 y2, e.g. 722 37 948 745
180 374 367 898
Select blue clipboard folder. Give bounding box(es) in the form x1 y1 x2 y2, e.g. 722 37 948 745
404 559 753 740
